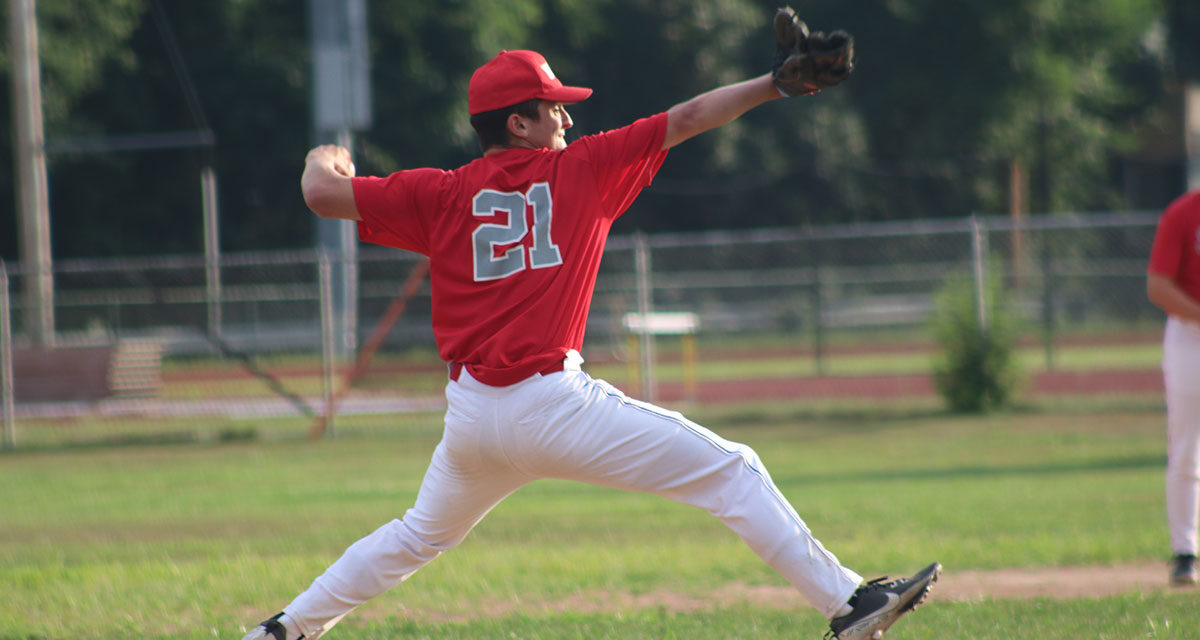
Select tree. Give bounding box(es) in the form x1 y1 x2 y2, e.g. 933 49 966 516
841 0 1165 222
42 0 310 256
1164 0 1200 80
1 0 1183 261
1 0 147 260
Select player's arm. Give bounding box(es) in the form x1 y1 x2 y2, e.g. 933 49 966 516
662 74 781 150
661 7 854 151
301 144 361 221
1147 273 1200 324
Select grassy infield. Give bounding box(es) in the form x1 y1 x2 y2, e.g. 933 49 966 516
3 342 1197 638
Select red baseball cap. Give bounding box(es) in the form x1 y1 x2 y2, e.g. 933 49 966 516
468 50 593 115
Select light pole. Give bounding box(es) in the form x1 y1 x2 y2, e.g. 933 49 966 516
9 0 54 347
309 0 372 358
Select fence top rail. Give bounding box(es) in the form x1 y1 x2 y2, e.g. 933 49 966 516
1 211 1162 277
603 210 1161 250
6 249 327 275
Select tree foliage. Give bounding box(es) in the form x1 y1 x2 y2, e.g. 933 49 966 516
0 0 1191 260
931 263 1024 413
1164 0 1200 80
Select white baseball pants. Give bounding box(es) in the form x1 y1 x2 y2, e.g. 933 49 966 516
283 354 861 638
1164 317 1200 556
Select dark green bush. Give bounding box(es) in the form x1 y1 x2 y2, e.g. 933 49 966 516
931 267 1023 412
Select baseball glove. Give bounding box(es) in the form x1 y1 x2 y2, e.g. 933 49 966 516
771 6 855 97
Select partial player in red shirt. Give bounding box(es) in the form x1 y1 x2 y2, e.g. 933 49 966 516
244 9 938 640
1147 188 1200 586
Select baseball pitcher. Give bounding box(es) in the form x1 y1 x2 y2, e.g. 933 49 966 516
242 8 939 640
1148 188 1200 586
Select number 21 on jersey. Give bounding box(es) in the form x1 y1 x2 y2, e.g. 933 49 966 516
472 182 563 282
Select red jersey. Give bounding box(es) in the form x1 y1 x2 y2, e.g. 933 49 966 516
1149 189 1200 303
353 112 669 385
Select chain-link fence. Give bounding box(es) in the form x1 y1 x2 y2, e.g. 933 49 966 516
0 211 1165 447
601 211 1162 354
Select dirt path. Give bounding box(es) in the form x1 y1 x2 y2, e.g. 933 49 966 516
402 564 1184 623
932 563 1173 601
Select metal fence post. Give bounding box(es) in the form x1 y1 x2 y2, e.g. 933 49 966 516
318 251 336 438
971 215 989 335
202 166 222 338
1040 234 1056 370
633 232 656 402
1 260 16 450
809 245 826 376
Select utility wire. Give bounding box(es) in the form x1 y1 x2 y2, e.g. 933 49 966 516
150 0 212 135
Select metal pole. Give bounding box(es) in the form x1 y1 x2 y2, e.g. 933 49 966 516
1008 159 1027 292
970 215 989 335
1040 235 1056 371
809 246 826 376
202 166 222 338
1 261 15 450
318 252 336 438
336 130 358 355
310 0 370 360
1035 105 1056 370
1186 82 1200 192
633 232 656 402
9 0 54 347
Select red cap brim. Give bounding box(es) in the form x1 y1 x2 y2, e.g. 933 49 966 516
539 85 593 105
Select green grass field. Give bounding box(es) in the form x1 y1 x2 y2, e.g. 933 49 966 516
2 405 1196 639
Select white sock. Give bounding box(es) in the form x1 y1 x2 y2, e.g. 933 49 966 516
277 613 303 640
835 603 854 618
